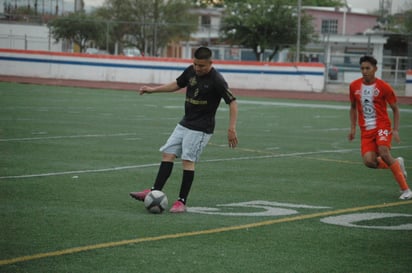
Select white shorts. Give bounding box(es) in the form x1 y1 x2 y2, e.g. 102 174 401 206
160 124 212 162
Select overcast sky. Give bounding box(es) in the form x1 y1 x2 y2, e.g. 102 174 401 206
84 0 412 14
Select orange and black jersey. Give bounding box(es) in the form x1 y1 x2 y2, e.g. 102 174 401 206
176 65 236 134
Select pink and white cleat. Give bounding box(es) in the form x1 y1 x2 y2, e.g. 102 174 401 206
129 189 151 201
169 200 186 213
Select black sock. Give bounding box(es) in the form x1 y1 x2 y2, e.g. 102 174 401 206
152 161 174 191
178 170 195 204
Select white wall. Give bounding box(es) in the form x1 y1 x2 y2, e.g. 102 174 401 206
0 49 326 92
406 70 412 97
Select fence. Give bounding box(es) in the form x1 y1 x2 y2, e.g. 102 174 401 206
0 28 409 93
300 51 408 93
0 33 51 50
0 23 64 51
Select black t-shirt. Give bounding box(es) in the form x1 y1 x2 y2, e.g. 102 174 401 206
176 65 236 134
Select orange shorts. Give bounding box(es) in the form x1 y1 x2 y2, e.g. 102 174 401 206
360 128 392 155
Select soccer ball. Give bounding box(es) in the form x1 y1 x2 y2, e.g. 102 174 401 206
144 190 168 214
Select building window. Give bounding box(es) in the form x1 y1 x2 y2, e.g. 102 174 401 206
321 19 338 34
201 15 211 27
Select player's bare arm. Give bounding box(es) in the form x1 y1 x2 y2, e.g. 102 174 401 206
348 101 357 141
389 102 401 143
139 81 180 95
228 100 238 148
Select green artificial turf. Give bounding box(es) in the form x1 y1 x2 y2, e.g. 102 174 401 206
0 82 411 273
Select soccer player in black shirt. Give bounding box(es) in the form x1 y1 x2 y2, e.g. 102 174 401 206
130 47 238 213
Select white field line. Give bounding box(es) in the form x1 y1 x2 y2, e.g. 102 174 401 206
1 98 411 179
238 100 412 113
0 163 161 180
1 146 411 180
315 125 412 131
0 149 354 180
0 133 137 142
238 100 350 110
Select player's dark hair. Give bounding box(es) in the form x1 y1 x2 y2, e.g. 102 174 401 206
194 47 212 60
359 55 377 66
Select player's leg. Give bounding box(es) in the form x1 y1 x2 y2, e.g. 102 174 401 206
361 151 394 170
361 129 395 169
360 130 379 168
170 128 212 213
372 129 405 173
169 160 195 213
129 154 176 201
130 125 183 201
377 131 411 199
152 153 176 191
178 160 195 203
362 151 378 168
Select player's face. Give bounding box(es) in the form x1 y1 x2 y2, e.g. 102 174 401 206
360 61 377 84
193 58 212 76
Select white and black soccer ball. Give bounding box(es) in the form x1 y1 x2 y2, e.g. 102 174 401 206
144 190 168 214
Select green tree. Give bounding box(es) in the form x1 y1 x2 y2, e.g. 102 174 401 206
197 0 342 7
221 0 315 61
404 10 412 33
193 0 224 7
48 12 106 52
94 0 197 56
395 9 412 33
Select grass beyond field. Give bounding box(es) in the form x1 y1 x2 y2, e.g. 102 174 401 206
0 82 411 273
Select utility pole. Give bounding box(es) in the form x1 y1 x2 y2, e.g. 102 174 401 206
295 0 301 62
342 0 350 35
153 0 159 56
379 0 392 29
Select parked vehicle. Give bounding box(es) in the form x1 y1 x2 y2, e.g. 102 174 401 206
85 48 109 55
123 47 142 57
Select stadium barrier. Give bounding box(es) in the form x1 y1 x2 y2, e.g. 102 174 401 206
406 70 412 97
0 49 325 92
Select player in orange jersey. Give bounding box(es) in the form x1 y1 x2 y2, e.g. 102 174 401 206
348 55 411 200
